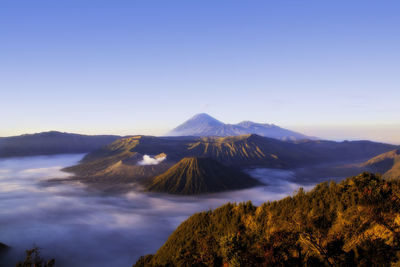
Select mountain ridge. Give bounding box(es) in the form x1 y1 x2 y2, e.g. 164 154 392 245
64 134 398 191
0 131 120 158
362 149 400 179
147 157 261 194
166 113 313 141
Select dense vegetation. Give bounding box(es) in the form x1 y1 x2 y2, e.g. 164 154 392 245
0 131 120 158
15 247 55 267
134 172 400 266
147 157 261 195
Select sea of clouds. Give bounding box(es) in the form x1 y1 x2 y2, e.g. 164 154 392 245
0 154 313 267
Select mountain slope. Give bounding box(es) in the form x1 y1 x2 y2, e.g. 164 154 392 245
147 157 261 194
362 149 400 179
236 121 311 140
65 134 398 186
0 131 120 158
66 134 290 178
135 172 400 266
166 113 311 140
167 113 225 136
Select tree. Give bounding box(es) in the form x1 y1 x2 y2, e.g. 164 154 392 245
15 246 55 267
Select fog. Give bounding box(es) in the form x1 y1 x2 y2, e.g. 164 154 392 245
0 154 314 267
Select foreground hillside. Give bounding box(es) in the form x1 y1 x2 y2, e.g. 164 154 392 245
0 131 120 158
134 172 400 266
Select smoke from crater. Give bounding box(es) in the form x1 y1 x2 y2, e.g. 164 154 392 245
137 155 166 165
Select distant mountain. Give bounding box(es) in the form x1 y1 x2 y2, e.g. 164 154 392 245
362 149 400 180
166 113 312 141
147 157 261 195
65 134 398 192
64 134 302 183
0 131 120 158
64 150 172 184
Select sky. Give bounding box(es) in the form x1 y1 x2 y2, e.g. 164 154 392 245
1 1 399 144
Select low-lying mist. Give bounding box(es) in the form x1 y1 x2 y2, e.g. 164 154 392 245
0 155 315 267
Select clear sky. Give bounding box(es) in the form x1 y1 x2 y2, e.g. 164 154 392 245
1 1 399 144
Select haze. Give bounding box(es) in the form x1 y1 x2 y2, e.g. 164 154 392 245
1 0 399 144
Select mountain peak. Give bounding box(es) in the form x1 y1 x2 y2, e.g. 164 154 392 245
191 113 214 119
237 121 274 128
188 113 223 124
166 114 224 136
237 121 259 127
147 156 261 194
166 114 312 140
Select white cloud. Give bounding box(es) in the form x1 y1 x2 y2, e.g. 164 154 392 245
137 155 166 165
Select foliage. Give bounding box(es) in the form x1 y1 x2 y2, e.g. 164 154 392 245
15 246 55 267
134 172 400 266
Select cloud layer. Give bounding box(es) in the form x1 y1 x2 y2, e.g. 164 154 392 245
0 154 315 267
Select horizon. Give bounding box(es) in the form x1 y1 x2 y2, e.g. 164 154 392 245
1 1 399 144
2 112 400 145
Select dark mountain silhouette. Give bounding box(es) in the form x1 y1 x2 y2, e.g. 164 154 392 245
362 149 400 180
147 157 261 195
166 113 312 140
0 131 120 158
0 242 9 254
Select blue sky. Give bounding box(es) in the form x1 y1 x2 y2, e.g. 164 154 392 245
1 1 399 143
